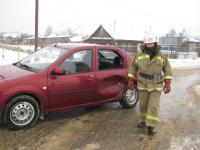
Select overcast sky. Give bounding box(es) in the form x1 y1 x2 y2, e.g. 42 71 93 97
0 0 200 39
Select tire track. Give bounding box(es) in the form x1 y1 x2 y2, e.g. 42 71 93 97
15 109 92 149
0 108 92 150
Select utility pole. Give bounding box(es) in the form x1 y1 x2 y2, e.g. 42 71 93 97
35 0 39 52
113 20 116 45
17 34 20 61
1 39 4 60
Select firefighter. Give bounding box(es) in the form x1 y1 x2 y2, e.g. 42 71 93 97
128 32 172 135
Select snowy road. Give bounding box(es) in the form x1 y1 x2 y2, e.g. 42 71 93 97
1 49 200 149
1 69 200 150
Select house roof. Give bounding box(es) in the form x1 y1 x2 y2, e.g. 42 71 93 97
47 33 69 38
3 33 18 38
89 25 113 39
87 24 143 41
187 37 200 43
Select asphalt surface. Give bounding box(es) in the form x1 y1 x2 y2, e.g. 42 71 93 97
1 69 200 150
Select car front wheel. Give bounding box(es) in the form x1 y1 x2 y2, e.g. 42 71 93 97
4 95 40 130
120 86 138 109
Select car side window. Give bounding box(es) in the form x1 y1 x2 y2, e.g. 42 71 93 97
60 50 92 74
98 49 123 70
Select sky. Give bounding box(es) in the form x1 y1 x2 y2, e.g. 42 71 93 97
0 0 200 40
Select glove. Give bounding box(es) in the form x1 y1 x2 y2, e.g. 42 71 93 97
163 80 171 94
128 79 137 90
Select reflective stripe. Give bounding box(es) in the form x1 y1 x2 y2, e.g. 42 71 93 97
136 55 149 62
164 76 172 80
128 73 134 78
146 115 159 121
141 113 159 121
157 56 164 64
137 56 144 60
141 113 147 117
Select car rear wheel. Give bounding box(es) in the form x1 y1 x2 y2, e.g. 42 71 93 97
120 85 138 109
4 95 40 130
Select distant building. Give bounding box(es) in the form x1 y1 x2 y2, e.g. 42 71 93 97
84 25 142 53
177 52 198 59
0 33 33 45
84 25 114 45
70 35 84 43
159 36 185 52
159 35 200 57
181 37 200 56
2 33 19 44
40 36 70 47
0 32 4 41
23 34 70 47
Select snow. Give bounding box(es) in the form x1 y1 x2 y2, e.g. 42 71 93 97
3 33 18 38
0 48 29 65
187 37 200 43
170 134 200 150
18 45 36 52
1 44 37 53
1 48 200 69
70 36 84 42
47 33 69 38
169 58 200 69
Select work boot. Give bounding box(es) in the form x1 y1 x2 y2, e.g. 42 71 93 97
137 121 146 128
148 126 157 135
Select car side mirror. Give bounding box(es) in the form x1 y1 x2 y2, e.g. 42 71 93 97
51 67 65 75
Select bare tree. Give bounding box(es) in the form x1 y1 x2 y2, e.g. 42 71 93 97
67 27 73 36
166 29 176 37
58 27 77 38
179 29 186 37
66 27 77 38
44 25 53 37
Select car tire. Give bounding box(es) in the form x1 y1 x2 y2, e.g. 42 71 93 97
4 95 40 130
120 85 138 109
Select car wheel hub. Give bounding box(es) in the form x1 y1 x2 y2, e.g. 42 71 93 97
126 89 137 105
10 102 35 126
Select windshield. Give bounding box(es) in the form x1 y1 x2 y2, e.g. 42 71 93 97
18 46 67 72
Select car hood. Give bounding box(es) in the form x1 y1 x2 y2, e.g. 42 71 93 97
0 65 36 80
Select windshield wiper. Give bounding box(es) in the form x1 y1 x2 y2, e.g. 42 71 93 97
18 63 34 71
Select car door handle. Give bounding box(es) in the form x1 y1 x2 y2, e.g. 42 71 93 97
86 78 93 81
86 75 94 81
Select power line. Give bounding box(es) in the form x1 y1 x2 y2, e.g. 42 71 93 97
107 0 200 30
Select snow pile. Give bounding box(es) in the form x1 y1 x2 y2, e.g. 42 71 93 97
0 48 29 65
1 44 36 53
169 58 200 69
19 45 35 52
170 134 200 150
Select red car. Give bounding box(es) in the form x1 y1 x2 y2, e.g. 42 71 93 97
0 43 138 129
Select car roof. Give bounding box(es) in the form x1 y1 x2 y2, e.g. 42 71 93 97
52 43 101 50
